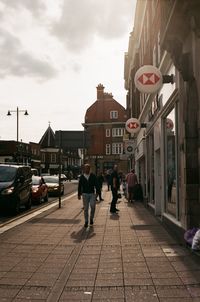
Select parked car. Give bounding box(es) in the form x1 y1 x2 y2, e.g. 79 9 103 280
42 175 64 196
60 174 67 181
31 176 48 204
31 168 39 176
0 164 32 213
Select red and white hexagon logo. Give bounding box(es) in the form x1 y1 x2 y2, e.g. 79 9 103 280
125 118 141 134
134 65 162 94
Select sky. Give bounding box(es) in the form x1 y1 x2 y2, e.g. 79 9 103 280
0 0 136 144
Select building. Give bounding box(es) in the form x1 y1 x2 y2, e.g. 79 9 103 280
39 125 60 175
0 140 31 165
83 84 128 174
55 130 87 178
124 0 200 236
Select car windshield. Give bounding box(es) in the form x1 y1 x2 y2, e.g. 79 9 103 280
32 176 41 185
43 176 59 183
0 166 17 182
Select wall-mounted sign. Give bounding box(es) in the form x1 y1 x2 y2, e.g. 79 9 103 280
124 140 135 154
134 65 162 94
125 118 141 134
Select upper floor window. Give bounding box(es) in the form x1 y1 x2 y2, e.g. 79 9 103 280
106 129 110 137
41 153 45 162
110 111 118 119
51 153 56 163
112 143 123 155
112 128 125 137
106 144 111 155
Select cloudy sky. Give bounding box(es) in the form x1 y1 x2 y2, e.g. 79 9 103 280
0 0 136 143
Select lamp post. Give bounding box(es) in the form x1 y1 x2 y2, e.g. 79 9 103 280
7 107 28 142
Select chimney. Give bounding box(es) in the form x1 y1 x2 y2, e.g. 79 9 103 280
96 83 105 100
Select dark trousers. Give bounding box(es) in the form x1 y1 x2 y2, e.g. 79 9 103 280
110 189 118 212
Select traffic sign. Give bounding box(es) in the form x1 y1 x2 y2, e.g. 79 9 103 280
134 65 162 93
125 118 141 134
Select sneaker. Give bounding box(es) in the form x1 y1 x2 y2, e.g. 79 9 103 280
90 219 93 225
84 222 88 228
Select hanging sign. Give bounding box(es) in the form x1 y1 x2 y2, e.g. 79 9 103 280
124 140 135 154
125 118 141 134
134 65 162 94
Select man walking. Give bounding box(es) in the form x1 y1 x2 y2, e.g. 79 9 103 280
110 164 120 213
78 164 98 228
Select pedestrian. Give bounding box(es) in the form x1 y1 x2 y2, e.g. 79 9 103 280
105 169 111 191
110 164 120 213
78 163 99 228
126 169 138 203
96 170 104 201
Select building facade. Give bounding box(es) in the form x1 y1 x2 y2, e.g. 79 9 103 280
83 84 128 174
124 0 200 235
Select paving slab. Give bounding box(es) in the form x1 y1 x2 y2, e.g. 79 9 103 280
0 187 200 301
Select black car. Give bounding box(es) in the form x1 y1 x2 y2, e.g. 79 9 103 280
0 164 32 214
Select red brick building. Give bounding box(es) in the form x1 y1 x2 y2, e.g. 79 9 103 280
83 84 128 174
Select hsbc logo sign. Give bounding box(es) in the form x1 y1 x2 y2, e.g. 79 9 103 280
134 65 162 94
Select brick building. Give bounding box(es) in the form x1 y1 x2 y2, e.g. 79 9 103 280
83 84 128 174
124 0 200 235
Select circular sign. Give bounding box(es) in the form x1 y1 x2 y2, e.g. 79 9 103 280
134 65 162 94
127 146 133 152
125 118 141 134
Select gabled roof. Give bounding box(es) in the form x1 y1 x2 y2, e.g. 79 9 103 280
39 125 55 147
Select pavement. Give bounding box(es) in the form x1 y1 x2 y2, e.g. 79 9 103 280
0 187 200 301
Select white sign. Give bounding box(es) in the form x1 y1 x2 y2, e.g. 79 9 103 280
125 118 141 134
134 65 162 94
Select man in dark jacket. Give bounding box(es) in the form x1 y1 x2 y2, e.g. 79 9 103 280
110 164 120 213
78 164 98 228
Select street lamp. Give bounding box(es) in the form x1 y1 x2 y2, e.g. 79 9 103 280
7 107 28 142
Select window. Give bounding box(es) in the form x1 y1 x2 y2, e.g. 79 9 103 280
51 153 56 163
164 106 179 220
106 144 111 155
112 128 125 137
106 129 110 137
110 111 118 119
42 153 45 162
112 143 123 154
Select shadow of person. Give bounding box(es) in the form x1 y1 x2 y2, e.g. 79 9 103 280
110 213 119 220
70 225 96 243
70 227 88 243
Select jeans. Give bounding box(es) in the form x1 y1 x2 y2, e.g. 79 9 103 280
110 189 118 212
82 193 96 223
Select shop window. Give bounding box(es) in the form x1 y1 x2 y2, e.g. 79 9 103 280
164 107 179 219
147 133 155 204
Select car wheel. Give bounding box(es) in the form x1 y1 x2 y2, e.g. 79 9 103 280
25 196 32 210
44 193 48 202
14 200 20 214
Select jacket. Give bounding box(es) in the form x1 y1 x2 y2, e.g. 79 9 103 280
78 173 98 196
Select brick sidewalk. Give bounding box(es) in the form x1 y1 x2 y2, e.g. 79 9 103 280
0 187 200 301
